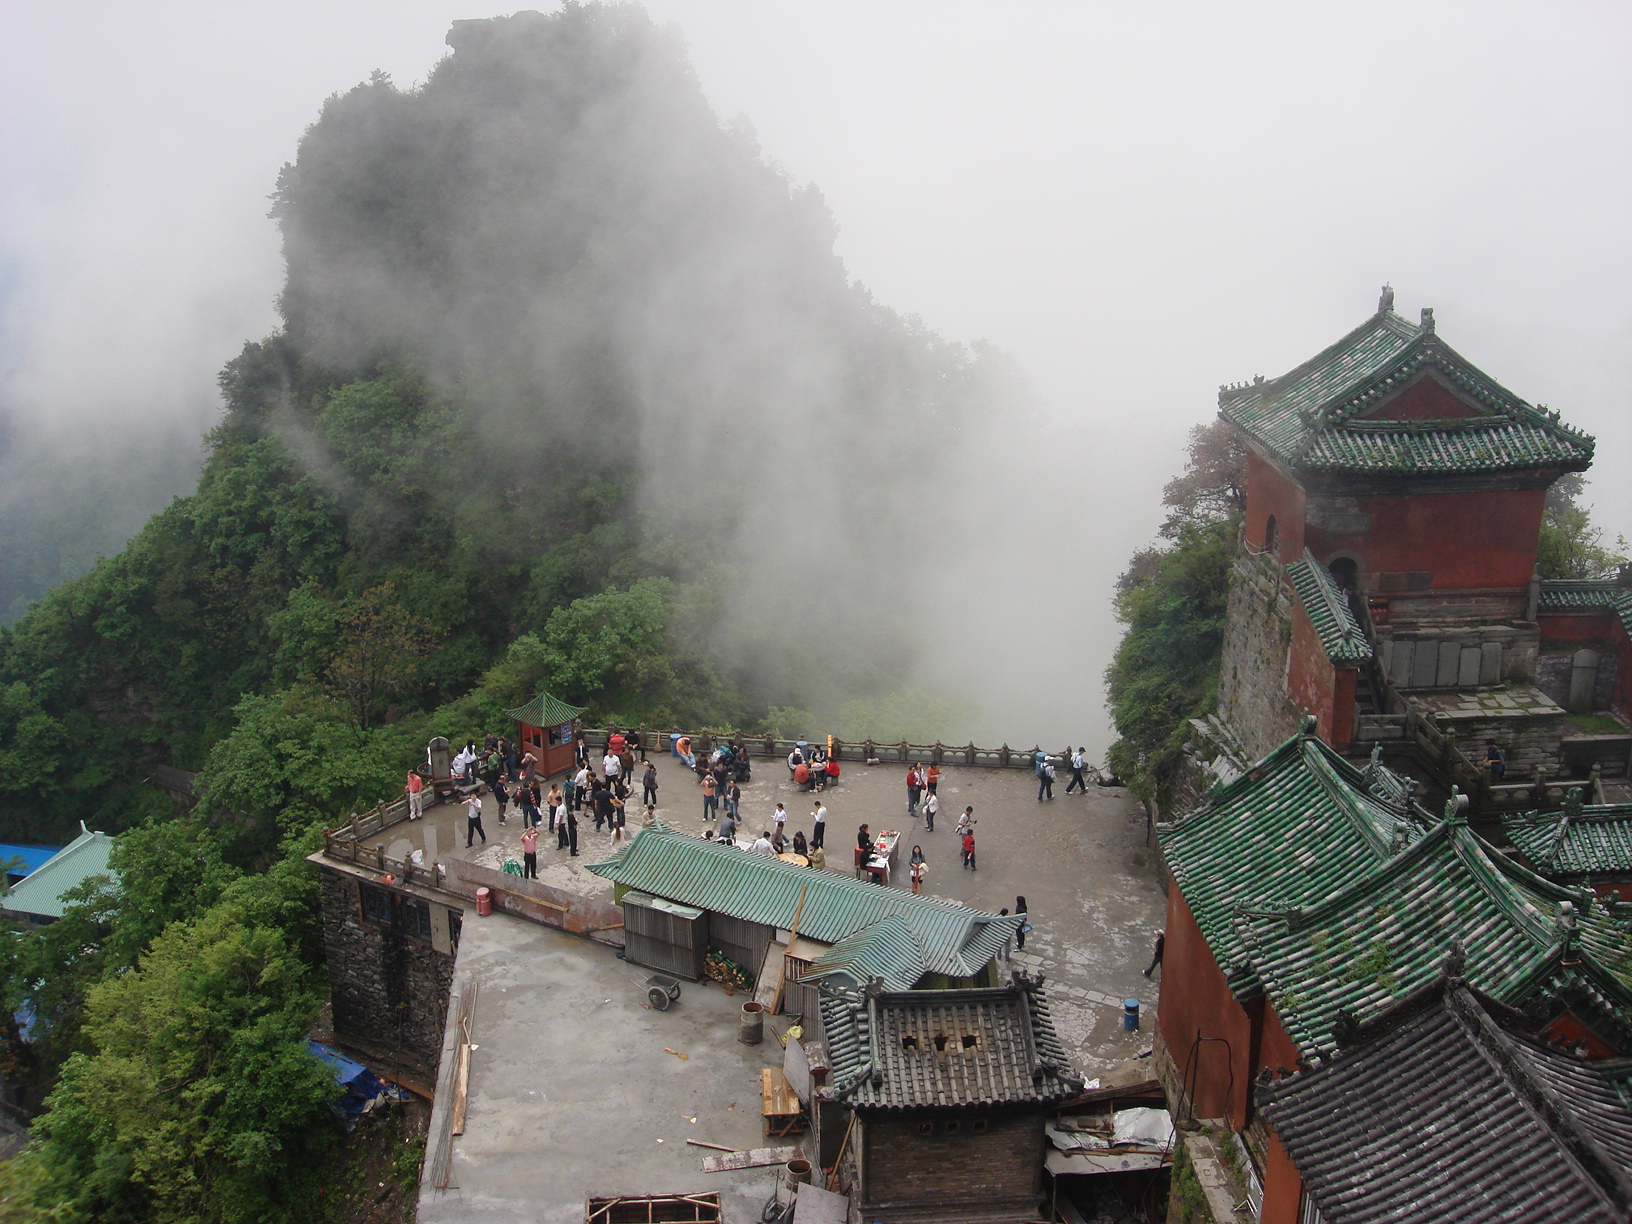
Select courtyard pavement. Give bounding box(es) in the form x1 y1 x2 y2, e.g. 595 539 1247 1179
374 751 1166 1074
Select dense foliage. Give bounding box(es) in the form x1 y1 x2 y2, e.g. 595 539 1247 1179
1538 473 1629 582
1104 422 1245 803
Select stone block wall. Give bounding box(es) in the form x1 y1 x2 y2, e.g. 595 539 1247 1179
859 1108 1043 1222
1378 624 1538 690
319 865 459 1073
1218 554 1305 762
1536 649 1620 714
1432 710 1571 780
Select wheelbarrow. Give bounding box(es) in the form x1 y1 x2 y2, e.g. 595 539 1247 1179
642 974 683 1011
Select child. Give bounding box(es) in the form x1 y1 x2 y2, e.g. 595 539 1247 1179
961 829 976 871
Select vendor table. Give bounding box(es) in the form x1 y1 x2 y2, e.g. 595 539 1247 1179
760 1067 805 1137
863 830 900 885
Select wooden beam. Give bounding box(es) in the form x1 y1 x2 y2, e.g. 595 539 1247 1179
771 884 808 1016
700 1145 801 1173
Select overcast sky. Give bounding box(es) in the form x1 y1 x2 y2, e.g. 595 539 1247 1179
2 1 1627 749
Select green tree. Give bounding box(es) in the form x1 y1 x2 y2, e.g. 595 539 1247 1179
17 905 334 1224
324 584 436 729
1537 474 1628 581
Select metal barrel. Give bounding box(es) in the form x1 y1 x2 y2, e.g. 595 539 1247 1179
739 1001 765 1045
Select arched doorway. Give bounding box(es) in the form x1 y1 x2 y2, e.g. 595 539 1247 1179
1328 556 1359 592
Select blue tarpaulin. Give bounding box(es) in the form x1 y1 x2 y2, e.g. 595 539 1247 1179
307 1040 401 1118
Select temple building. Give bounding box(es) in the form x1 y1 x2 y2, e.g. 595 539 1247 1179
1203 290 1627 812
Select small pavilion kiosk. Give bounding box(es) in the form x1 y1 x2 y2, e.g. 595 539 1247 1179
507 691 585 779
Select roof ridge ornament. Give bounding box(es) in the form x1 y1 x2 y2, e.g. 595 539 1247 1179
1419 306 1435 334
1378 284 1394 314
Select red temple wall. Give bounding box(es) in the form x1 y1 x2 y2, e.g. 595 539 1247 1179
1303 487 1546 591
1286 605 1337 745
1244 452 1305 562
1158 889 1258 1128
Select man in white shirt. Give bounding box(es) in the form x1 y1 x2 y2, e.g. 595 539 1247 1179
603 751 621 782
810 802 827 850
1066 746 1088 794
751 831 775 856
574 765 593 811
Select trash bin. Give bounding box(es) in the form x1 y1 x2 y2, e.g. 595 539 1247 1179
1123 998 1140 1031
476 887 492 917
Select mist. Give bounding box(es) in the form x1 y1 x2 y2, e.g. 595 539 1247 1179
3 2 1629 757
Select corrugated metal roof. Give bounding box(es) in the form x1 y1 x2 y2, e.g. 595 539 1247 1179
1220 309 1593 477
1287 549 1373 663
2 826 116 920
589 824 1019 978
505 691 585 728
819 980 1081 1109
0 844 63 878
805 917 926 992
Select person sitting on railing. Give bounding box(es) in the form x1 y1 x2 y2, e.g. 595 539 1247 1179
672 734 695 770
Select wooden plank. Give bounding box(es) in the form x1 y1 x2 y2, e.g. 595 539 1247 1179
754 941 786 1011
700 1145 801 1173
451 1043 471 1135
771 885 808 1015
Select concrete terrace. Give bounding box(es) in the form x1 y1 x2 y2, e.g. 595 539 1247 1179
368 754 1166 1073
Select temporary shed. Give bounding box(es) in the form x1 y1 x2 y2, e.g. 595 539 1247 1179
506 691 585 779
0 844 62 888
589 824 1018 990
1 824 115 926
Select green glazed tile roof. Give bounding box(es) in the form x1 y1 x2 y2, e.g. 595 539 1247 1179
1158 729 1429 997
1237 819 1632 1058
1504 802 1632 879
805 916 928 993
818 979 1081 1109
1287 549 1374 664
1538 581 1632 638
505 691 585 728
1 826 116 921
1220 308 1593 476
589 824 1019 978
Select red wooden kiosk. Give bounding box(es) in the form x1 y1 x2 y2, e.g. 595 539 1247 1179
506 691 585 780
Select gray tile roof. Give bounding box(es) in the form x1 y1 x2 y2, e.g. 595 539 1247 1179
818 977 1081 1110
1286 550 1373 663
1258 978 1632 1223
588 824 1019 978
1220 308 1593 477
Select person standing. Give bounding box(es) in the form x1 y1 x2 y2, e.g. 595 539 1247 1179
725 780 741 823
556 797 571 849
642 762 659 807
406 770 425 821
957 806 976 836
521 825 539 879
702 773 719 824
997 908 1012 960
602 748 622 786
925 763 940 797
810 801 827 850
492 776 510 825
566 802 579 857
906 765 923 818
610 794 627 844
573 764 592 811
465 793 486 848
591 779 612 831
546 783 563 831
923 791 939 832
772 802 788 841
1484 738 1507 780
514 781 537 829
1015 896 1029 950
909 845 927 895
1037 759 1055 802
961 828 976 871
1065 747 1088 794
